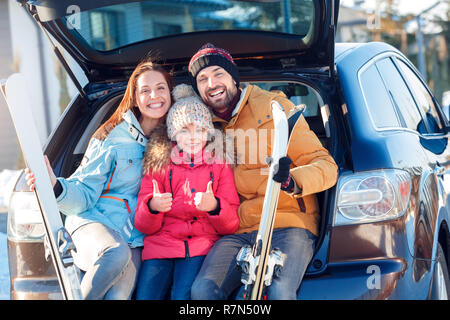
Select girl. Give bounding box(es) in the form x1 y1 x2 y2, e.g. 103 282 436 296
25 59 174 299
134 84 240 300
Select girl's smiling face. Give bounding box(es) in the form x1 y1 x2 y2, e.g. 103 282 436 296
135 70 172 121
175 123 208 156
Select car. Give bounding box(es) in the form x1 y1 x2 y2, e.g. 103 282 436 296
443 91 450 121
3 0 449 300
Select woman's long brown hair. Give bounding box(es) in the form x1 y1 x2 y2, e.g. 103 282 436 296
93 60 174 140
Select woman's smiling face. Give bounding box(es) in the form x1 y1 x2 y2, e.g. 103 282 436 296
135 70 172 121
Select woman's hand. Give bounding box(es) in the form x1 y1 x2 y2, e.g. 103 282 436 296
25 155 57 191
148 179 173 212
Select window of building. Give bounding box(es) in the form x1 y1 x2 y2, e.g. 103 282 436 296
89 10 123 51
64 0 315 51
153 23 182 38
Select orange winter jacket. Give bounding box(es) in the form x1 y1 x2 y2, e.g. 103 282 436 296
215 84 338 236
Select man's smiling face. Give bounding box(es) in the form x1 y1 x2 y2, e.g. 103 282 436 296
196 66 238 113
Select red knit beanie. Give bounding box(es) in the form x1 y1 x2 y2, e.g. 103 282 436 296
188 43 240 93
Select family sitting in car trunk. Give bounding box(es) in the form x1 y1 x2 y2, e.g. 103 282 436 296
25 43 338 300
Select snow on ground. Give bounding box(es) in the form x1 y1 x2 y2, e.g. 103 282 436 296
0 212 10 300
0 170 21 211
0 170 19 300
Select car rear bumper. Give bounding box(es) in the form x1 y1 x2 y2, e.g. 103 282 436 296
10 277 63 300
298 258 433 300
8 240 63 300
8 244 434 300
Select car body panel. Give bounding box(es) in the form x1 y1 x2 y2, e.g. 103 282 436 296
335 42 450 270
8 241 63 300
298 257 436 299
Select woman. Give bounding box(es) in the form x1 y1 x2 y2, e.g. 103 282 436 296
25 59 174 299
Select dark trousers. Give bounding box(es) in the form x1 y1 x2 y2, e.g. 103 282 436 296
191 227 316 300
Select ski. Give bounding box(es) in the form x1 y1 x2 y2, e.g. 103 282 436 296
2 73 82 300
237 101 305 300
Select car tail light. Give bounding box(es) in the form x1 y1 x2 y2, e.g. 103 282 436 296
8 189 45 241
333 169 411 226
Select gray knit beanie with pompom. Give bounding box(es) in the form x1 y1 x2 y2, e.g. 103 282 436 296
166 84 214 140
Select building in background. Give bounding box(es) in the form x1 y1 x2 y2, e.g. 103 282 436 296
0 0 18 170
336 5 371 43
337 0 449 105
1 0 85 171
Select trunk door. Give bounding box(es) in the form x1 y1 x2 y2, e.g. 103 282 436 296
23 0 339 82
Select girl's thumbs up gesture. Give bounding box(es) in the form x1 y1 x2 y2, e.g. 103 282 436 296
148 179 173 212
194 181 218 212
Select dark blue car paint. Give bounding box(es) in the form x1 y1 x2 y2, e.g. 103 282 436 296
296 42 449 299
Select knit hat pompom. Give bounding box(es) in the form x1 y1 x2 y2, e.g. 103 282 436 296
166 84 214 140
172 83 197 102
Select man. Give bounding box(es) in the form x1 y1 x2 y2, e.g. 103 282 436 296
189 43 338 300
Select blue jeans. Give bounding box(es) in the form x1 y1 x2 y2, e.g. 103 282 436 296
72 222 141 300
191 227 316 300
136 255 206 300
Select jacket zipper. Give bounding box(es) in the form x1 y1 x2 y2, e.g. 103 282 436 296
103 162 117 195
175 170 214 260
99 195 131 214
297 198 306 213
124 199 131 214
100 161 131 213
184 240 190 259
169 169 174 194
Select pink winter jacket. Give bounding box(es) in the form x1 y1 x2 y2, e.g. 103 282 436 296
134 126 240 260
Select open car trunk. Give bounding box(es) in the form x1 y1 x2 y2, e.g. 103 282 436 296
22 0 339 86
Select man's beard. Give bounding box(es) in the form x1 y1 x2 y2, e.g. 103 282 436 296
204 86 237 112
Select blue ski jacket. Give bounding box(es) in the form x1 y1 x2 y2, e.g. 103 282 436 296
55 110 147 248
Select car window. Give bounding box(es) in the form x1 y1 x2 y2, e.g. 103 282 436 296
247 81 330 149
253 82 320 117
375 58 423 133
360 63 400 128
394 58 444 134
64 0 315 51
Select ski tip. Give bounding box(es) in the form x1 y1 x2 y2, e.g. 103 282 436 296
271 100 285 112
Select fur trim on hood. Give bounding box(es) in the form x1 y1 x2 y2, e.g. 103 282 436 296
143 123 237 174
142 124 172 175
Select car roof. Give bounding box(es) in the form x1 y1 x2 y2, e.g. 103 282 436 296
335 42 404 65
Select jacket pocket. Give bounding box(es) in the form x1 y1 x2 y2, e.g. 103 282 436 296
99 195 131 214
115 148 144 184
98 195 134 239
